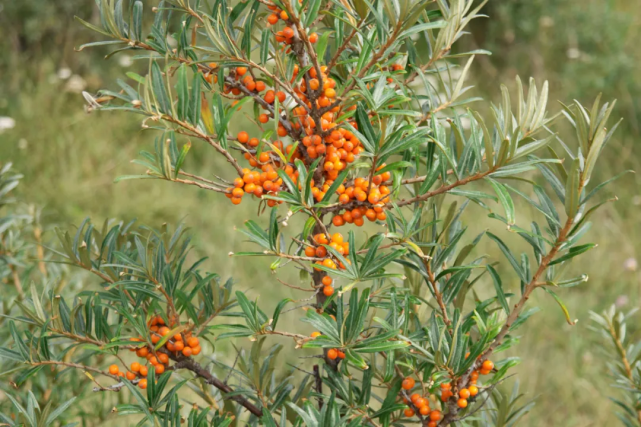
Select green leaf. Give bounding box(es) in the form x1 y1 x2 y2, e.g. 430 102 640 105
176 65 189 121
549 243 596 266
487 265 510 314
45 397 77 425
543 288 575 325
564 157 580 218
151 61 171 114
189 73 202 126
487 178 515 225
271 298 292 331
486 232 528 283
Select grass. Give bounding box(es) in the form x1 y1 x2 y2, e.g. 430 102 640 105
2 2 641 425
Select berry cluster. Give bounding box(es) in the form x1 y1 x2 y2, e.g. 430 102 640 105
305 233 349 275
118 316 202 389
217 56 397 223
399 360 493 423
401 377 442 425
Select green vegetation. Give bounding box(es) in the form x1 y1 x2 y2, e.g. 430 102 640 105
0 1 639 425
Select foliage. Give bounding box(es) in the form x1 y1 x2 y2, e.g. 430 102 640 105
0 0 628 425
592 307 641 427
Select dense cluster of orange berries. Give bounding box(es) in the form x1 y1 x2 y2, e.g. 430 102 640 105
400 377 442 425
310 331 346 360
399 360 493 422
112 316 202 389
439 359 492 405
304 233 349 275
331 167 392 227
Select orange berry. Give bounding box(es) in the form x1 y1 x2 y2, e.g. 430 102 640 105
457 398 468 408
283 27 294 38
459 388 471 399
428 423 437 427
155 364 166 374
305 246 316 257
136 347 149 357
187 337 200 348
236 67 247 76
469 385 479 396
322 258 336 269
430 410 442 421
139 366 148 377
158 326 170 336
332 215 345 226
138 379 148 389
267 14 279 25
401 377 415 390
182 347 193 357
259 113 269 123
276 91 286 103
404 408 415 417
256 81 266 92
237 131 249 144
323 286 334 297
126 371 137 381
264 90 275 104
108 364 119 375
149 356 159 365
158 353 169 364
309 33 318 43
337 350 345 359
419 405 431 416
280 10 288 20
231 197 242 205
440 382 452 390
322 276 333 286
482 360 494 371
131 362 141 372
311 331 322 338
191 345 201 355
327 348 338 360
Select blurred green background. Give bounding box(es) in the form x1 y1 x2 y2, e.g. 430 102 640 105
1 1 640 425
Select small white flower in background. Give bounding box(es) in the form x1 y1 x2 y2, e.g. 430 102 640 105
624 257 638 272
57 67 72 80
616 295 629 308
65 75 87 93
0 117 16 133
118 55 133 67
567 48 580 59
18 139 28 150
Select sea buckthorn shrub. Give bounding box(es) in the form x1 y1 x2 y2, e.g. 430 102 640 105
0 0 627 425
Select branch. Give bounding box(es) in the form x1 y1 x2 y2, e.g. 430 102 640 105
609 322 641 424
170 356 263 417
392 168 495 208
441 181 586 425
